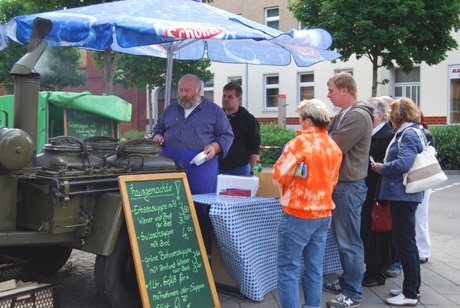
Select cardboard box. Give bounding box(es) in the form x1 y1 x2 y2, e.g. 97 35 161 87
256 171 280 198
217 174 259 197
211 239 239 289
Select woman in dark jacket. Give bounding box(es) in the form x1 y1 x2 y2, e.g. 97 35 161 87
361 98 398 287
372 97 426 307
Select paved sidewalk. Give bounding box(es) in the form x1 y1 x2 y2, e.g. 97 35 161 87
52 173 460 307
53 230 460 308
217 231 460 308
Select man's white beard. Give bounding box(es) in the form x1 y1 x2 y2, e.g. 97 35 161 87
179 95 201 109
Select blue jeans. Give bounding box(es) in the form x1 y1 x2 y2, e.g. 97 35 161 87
219 163 250 176
389 261 402 270
331 180 367 302
390 201 420 299
277 212 331 308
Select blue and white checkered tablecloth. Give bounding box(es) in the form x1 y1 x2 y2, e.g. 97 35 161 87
192 194 342 301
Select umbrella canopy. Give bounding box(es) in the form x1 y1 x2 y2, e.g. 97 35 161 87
0 25 8 51
4 0 340 103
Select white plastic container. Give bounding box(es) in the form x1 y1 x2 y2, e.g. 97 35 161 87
216 174 260 197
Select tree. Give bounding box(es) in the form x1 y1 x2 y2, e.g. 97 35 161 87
0 0 28 93
0 0 86 93
97 52 213 131
24 0 120 94
37 48 86 91
289 0 460 96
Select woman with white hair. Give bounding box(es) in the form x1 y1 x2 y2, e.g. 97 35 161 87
272 99 342 308
360 98 398 287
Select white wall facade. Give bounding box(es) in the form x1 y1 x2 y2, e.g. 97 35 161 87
207 0 460 125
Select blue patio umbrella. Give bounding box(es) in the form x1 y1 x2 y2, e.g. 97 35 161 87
4 0 341 104
0 25 9 51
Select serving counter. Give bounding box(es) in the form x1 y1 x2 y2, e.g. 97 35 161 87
192 194 342 301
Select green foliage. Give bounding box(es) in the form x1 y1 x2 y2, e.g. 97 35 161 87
0 42 27 93
260 124 460 169
0 0 28 93
120 130 147 141
289 0 460 95
38 48 86 91
0 0 87 93
431 125 460 170
259 123 298 164
91 51 213 91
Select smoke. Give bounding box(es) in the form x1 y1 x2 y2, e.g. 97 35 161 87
34 49 56 78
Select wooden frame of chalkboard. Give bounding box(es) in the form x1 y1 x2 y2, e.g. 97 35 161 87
118 173 220 308
63 108 115 139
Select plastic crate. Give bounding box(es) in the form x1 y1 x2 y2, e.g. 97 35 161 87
0 272 60 308
0 284 60 308
0 256 29 283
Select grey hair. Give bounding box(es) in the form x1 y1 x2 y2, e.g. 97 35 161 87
366 97 388 122
379 96 393 107
179 74 202 91
298 99 330 129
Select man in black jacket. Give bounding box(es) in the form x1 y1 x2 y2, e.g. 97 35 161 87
219 82 261 175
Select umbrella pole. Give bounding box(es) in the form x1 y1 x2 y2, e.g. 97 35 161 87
164 46 174 107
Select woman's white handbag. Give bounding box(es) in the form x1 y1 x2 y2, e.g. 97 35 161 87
399 127 447 193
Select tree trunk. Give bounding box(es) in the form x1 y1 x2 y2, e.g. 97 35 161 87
372 58 378 97
103 49 119 96
147 84 153 133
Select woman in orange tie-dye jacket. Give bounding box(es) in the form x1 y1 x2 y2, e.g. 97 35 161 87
272 99 342 308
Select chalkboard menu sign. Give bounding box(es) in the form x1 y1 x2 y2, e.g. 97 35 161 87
64 108 115 138
118 173 220 308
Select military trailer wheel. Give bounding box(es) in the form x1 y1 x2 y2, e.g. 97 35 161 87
95 225 141 308
0 245 72 275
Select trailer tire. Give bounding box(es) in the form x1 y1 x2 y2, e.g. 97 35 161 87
95 225 141 308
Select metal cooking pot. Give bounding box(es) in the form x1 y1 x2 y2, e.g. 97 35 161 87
83 136 119 160
37 136 102 170
106 139 176 171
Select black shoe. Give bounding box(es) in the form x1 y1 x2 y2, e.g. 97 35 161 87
362 277 385 287
419 258 429 264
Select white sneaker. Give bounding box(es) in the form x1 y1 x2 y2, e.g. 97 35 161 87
385 293 418 306
390 289 421 300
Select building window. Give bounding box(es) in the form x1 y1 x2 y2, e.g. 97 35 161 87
449 65 460 124
394 67 420 106
264 74 279 109
299 73 314 102
228 76 242 85
334 69 353 75
228 76 243 106
265 7 279 30
203 79 214 102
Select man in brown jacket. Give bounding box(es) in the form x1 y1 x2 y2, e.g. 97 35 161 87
323 72 374 308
